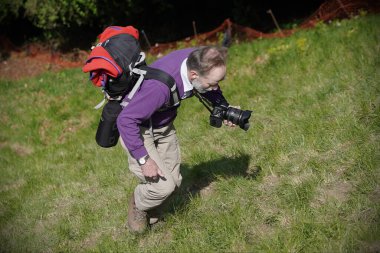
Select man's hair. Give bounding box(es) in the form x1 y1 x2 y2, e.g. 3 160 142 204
187 46 228 76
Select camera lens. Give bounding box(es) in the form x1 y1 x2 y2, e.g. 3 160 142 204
225 107 252 131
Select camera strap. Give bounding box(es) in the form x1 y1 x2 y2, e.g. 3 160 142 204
194 91 213 113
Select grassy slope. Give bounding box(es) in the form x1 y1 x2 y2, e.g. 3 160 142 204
0 14 379 252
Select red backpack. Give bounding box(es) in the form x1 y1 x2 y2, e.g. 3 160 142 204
82 25 180 147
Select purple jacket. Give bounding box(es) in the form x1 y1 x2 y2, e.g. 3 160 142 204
117 48 228 159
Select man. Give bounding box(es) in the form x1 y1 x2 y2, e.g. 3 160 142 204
117 46 235 233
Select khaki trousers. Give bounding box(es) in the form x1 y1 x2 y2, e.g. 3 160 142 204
120 122 182 211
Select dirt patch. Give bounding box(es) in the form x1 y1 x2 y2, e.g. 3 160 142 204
254 54 270 65
290 169 314 186
0 179 26 193
0 45 87 81
199 181 216 198
0 142 34 156
259 174 281 192
360 241 380 253
39 119 53 145
312 180 353 207
138 229 174 248
57 114 92 144
10 143 34 156
369 186 380 203
81 231 102 250
323 181 353 202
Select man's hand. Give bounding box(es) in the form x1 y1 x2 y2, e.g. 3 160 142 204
223 120 236 127
141 157 165 182
223 105 240 128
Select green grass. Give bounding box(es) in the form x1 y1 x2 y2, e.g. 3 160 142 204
1 14 379 252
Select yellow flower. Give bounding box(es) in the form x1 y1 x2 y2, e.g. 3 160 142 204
296 38 308 51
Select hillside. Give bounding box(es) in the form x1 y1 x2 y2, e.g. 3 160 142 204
0 14 379 252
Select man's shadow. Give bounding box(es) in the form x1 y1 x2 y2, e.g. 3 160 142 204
156 153 261 220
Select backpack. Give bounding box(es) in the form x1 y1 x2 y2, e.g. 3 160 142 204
82 25 180 148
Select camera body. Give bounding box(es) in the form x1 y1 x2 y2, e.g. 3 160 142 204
210 104 252 131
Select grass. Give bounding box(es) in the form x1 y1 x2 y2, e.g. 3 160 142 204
1 14 379 252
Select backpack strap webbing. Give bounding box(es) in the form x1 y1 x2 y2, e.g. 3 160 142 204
139 65 180 108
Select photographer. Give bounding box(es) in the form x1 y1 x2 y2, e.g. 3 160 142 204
117 46 237 233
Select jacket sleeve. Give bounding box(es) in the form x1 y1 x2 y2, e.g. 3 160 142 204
116 81 169 159
199 86 229 107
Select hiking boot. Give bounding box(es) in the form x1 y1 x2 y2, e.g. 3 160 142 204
126 193 147 234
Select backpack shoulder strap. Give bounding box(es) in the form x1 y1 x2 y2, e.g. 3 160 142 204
119 53 180 109
139 65 180 108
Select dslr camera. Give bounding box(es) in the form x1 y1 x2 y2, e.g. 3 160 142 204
210 104 252 131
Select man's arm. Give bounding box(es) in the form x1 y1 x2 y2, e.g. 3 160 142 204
199 86 238 127
117 81 170 180
116 81 169 159
199 86 229 107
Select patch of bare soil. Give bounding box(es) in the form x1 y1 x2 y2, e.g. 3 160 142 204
0 142 34 156
312 180 353 207
0 43 88 81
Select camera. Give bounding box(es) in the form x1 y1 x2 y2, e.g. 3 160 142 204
210 104 252 131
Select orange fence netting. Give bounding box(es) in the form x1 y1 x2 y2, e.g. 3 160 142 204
0 0 378 80
148 0 380 55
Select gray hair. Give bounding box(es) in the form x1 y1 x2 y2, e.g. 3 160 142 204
187 46 228 76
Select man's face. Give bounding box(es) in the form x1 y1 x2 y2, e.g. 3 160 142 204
191 66 226 93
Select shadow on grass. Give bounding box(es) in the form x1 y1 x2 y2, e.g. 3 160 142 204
180 153 260 196
152 153 261 223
